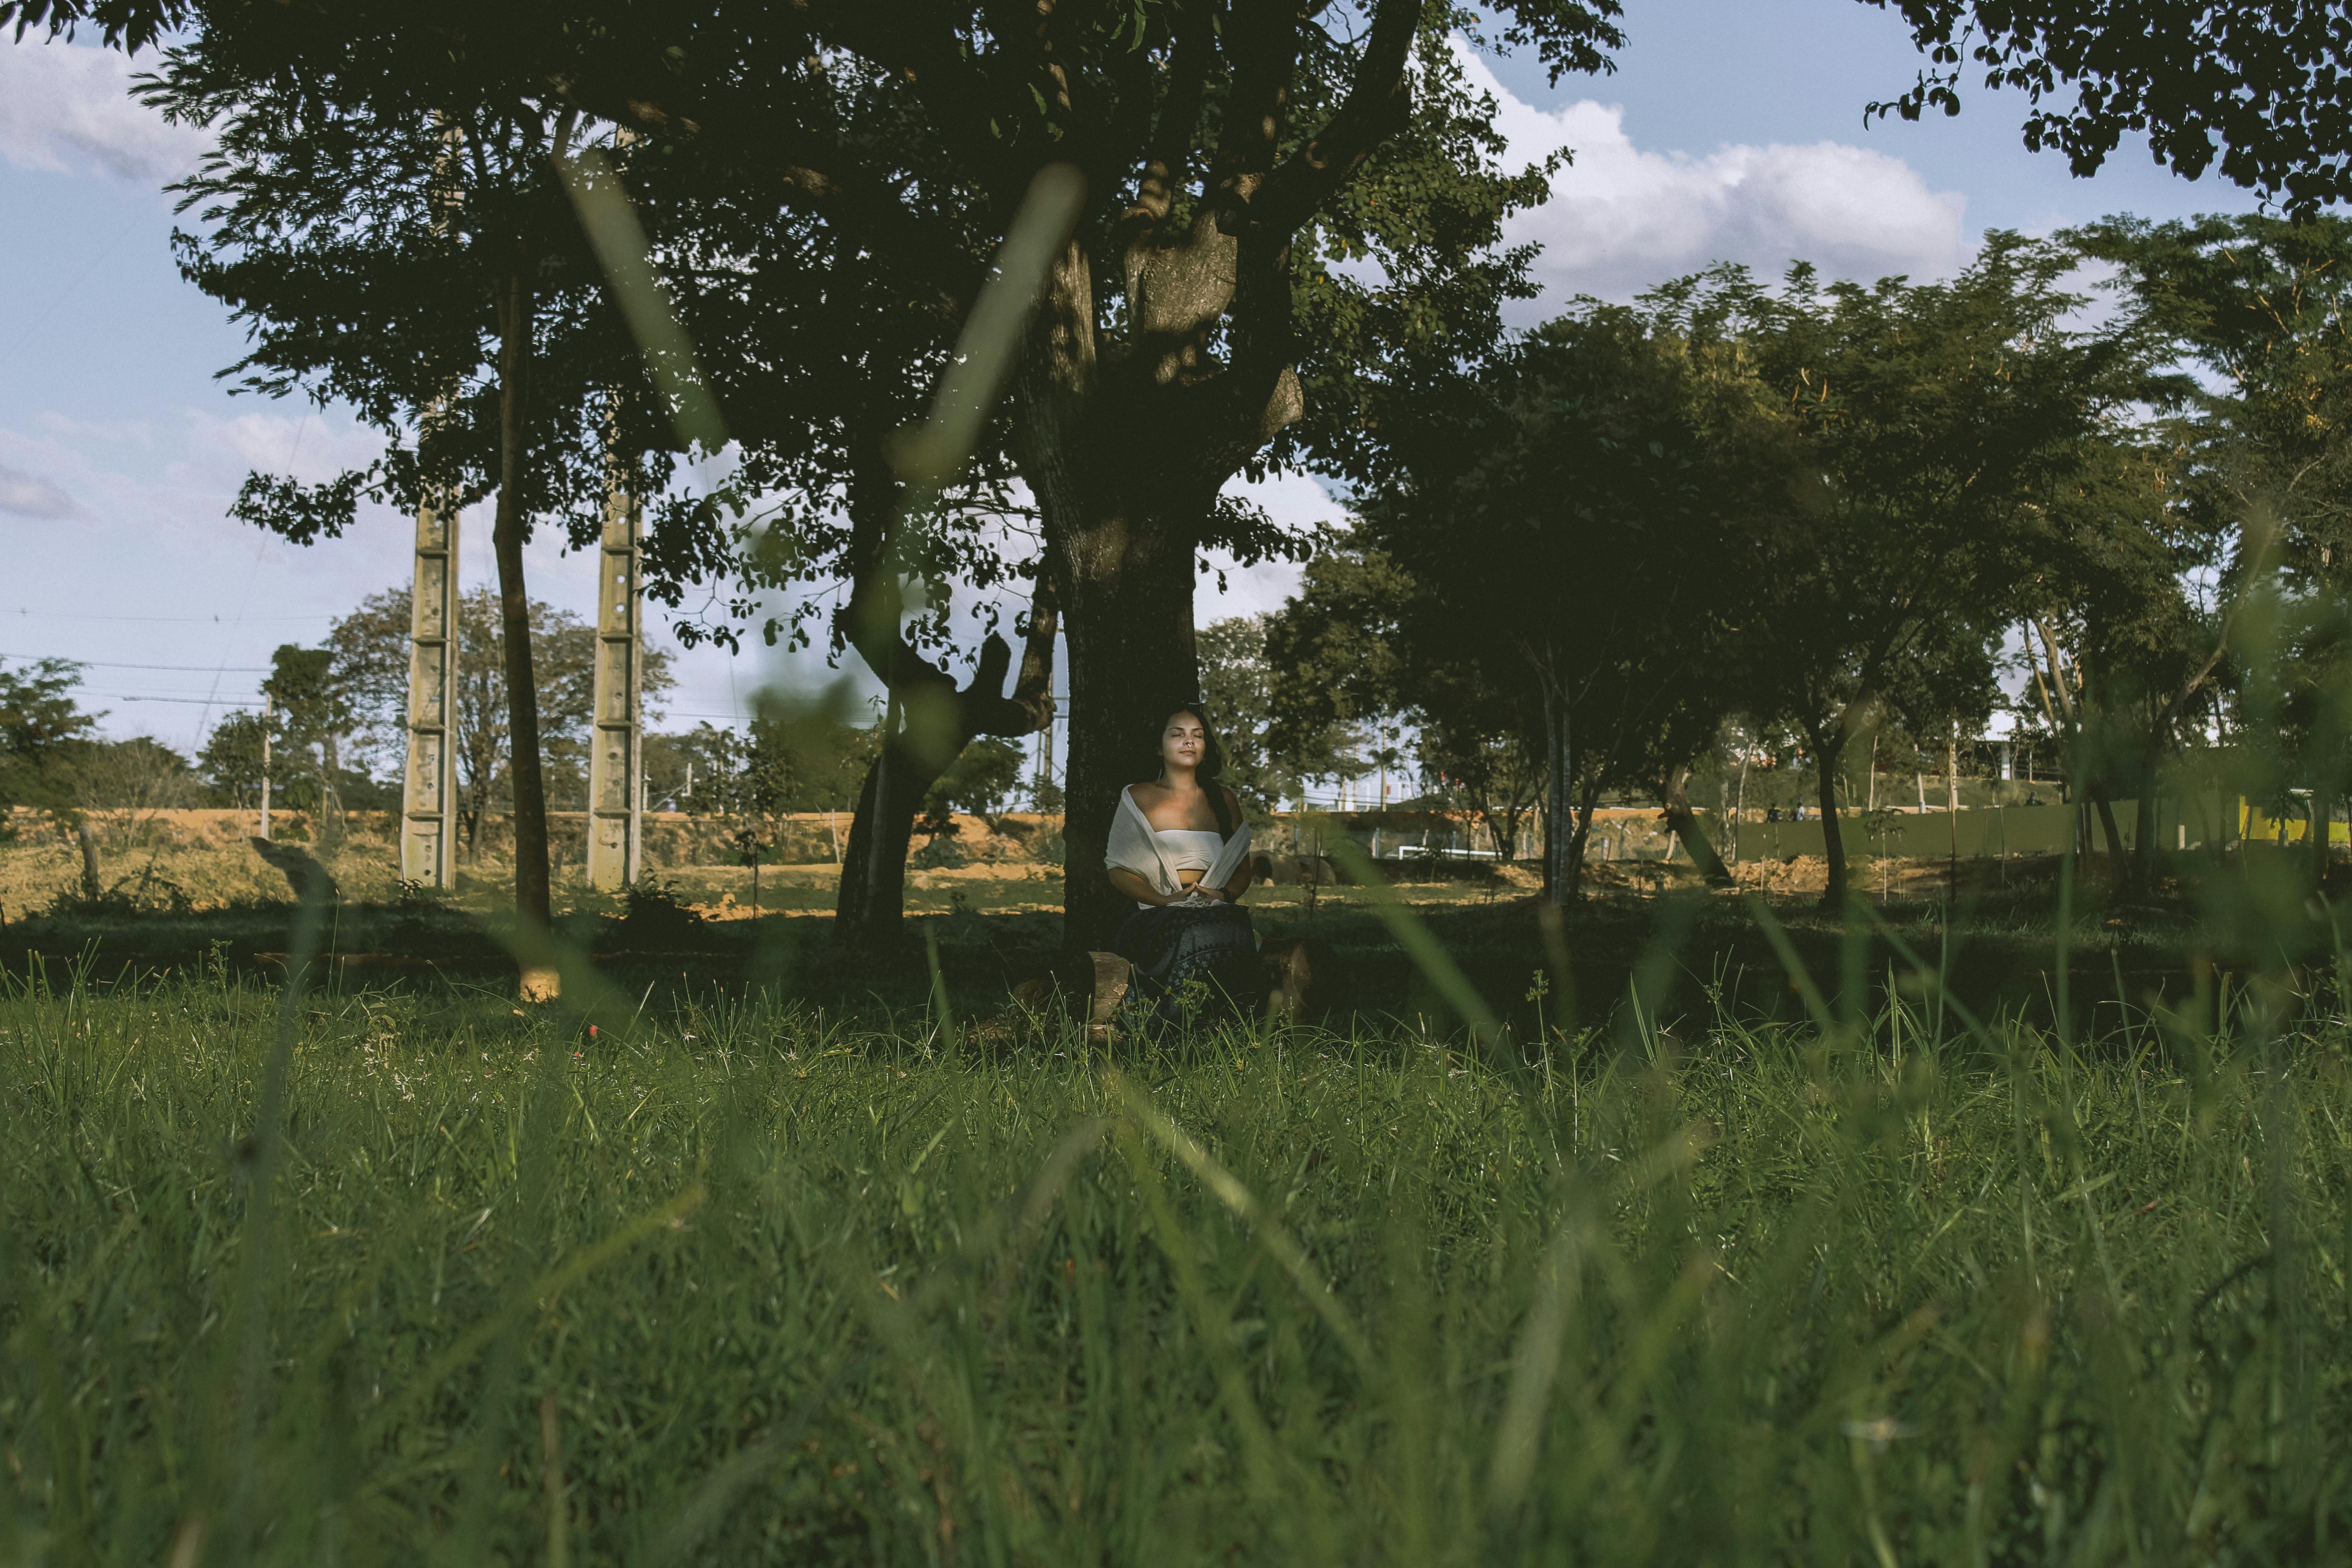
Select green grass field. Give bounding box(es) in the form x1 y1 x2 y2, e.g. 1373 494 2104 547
5 878 2349 1564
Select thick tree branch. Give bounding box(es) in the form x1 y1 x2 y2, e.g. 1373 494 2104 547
1115 6 1215 247
2142 626 2230 761
836 446 913 685
967 568 1061 735
836 442 1058 738
1229 0 1417 239
2033 617 2083 728
1194 0 1418 461
1206 0 1301 207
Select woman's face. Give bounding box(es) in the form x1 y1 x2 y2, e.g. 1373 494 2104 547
1160 712 1207 774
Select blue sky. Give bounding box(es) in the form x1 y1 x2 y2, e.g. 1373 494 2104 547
0 0 2262 761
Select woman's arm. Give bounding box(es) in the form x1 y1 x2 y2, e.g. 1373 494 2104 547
1218 788 1251 901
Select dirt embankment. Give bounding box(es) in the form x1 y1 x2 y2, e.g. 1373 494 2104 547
0 808 1067 918
5 806 1060 861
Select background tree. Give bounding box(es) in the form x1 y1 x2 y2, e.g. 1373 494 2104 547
2075 216 2352 571
637 709 881 822
0 658 98 834
744 708 888 819
565 0 1624 942
1862 0 2352 213
71 738 201 846
1686 237 2165 909
326 584 676 856
2075 214 2352 872
1413 673 1547 863
1265 543 1554 858
2007 423 2217 885
259 645 353 842
1199 607 1371 815
1263 549 1413 807
197 710 269 812
147 20 721 940
319 587 432 783
641 723 751 816
1196 615 1285 810
918 736 1028 835
1348 303 1757 900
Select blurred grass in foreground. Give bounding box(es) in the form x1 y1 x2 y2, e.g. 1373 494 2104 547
2 958 2347 1565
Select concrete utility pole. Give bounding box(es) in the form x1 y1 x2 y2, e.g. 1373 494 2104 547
260 691 273 842
585 468 643 891
399 498 461 885
401 116 465 888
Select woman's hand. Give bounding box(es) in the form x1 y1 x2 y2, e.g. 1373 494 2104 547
1109 869 1214 907
1109 867 1235 908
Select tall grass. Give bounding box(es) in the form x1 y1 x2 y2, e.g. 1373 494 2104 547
3 941 2346 1565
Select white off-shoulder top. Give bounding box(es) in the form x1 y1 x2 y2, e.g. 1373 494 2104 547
1105 785 1253 907
1154 828 1226 872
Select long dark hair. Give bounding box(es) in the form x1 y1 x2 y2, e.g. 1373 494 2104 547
1142 703 1234 835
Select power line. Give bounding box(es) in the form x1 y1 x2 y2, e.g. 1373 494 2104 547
0 653 271 673
196 535 275 740
0 204 151 363
2 608 334 624
86 693 265 707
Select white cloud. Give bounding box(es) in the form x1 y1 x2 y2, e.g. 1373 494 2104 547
1201 470 1341 622
0 461 93 520
1457 44 1968 306
1 403 401 561
0 39 210 185
196 408 390 486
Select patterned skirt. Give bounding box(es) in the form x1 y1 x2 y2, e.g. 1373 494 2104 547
1111 901 1261 1030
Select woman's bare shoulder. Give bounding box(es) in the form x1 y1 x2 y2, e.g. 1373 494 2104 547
1220 785 1246 820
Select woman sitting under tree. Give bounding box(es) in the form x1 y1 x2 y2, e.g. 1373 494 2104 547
1103 706 1259 1027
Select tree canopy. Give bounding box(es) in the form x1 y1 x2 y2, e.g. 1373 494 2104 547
1861 0 2352 213
0 658 100 829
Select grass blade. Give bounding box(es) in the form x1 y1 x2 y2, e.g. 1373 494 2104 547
1109 1069 1377 1377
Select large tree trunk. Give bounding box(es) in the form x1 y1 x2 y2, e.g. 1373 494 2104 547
2133 769 2162 891
831 451 1060 950
835 723 926 944
1813 731 1849 912
318 730 344 849
1564 775 1604 899
491 272 552 941
1659 762 1733 887
992 0 1408 948
1539 670 1574 904
1015 231 1289 947
1002 0 1406 946
1054 499 1203 945
834 622 1059 947
2092 794 2126 867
